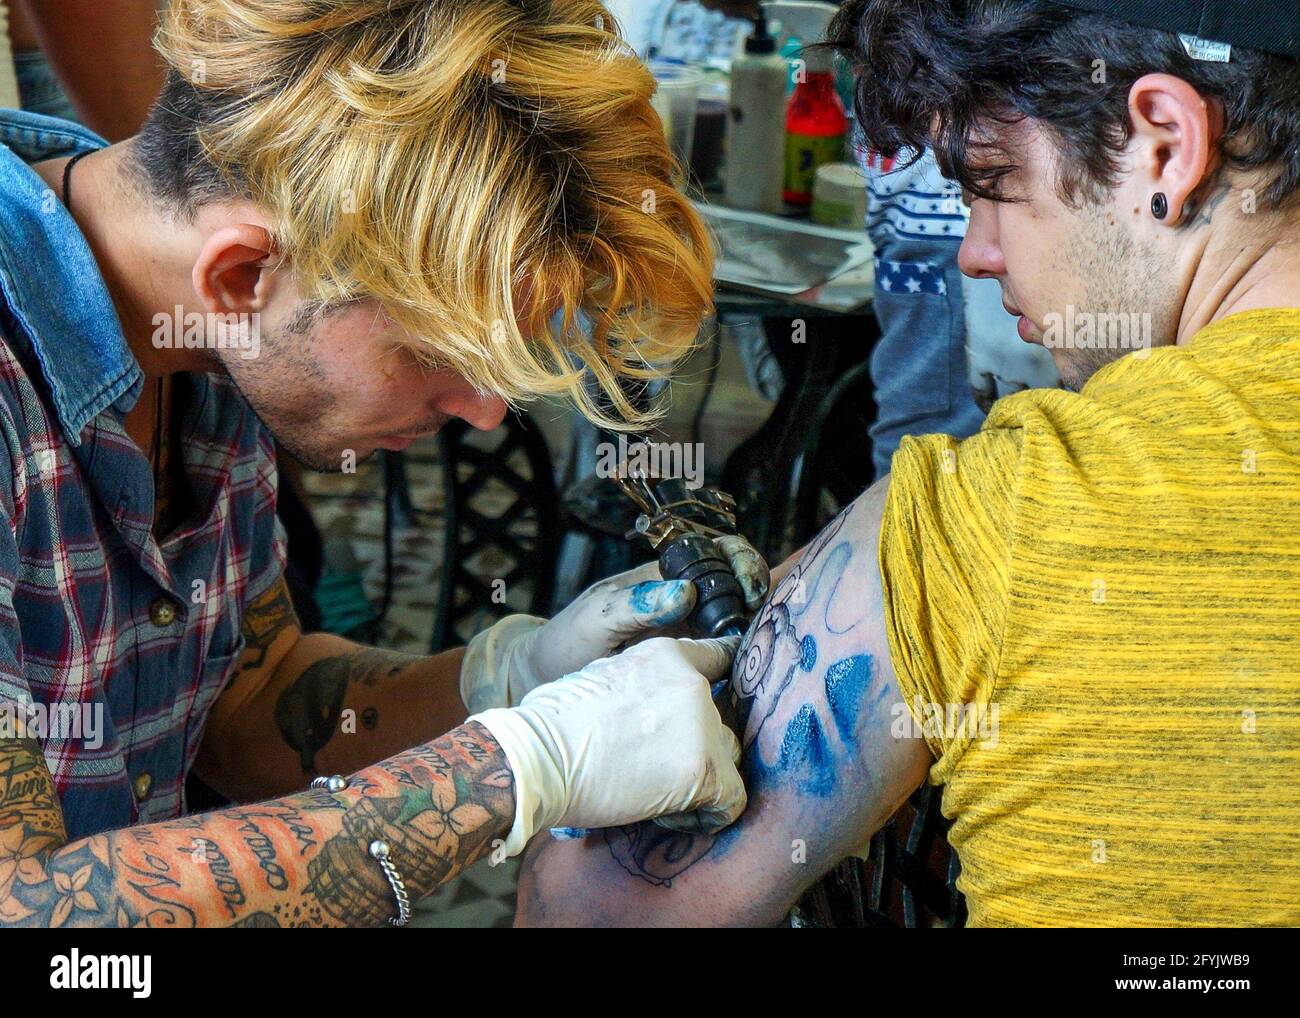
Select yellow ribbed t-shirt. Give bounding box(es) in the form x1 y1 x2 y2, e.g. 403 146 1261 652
879 308 1300 927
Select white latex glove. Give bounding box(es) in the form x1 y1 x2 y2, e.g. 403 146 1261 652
460 535 768 713
469 636 744 857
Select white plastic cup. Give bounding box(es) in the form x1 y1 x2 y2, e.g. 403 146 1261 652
649 61 703 169
812 162 869 228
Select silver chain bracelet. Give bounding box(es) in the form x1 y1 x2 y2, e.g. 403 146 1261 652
311 775 411 927
368 840 412 926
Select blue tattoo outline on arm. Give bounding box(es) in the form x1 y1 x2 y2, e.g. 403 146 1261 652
602 505 886 888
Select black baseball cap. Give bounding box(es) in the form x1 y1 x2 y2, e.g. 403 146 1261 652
1048 1 1300 59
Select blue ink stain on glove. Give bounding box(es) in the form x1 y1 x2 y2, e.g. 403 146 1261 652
824 655 874 744
799 634 818 671
629 579 694 627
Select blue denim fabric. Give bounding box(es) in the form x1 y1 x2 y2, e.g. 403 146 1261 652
858 147 986 480
0 109 286 839
0 109 131 434
13 50 80 124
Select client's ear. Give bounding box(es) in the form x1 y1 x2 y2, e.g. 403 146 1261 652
1127 73 1223 226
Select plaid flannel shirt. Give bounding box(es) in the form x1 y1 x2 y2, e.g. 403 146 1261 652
0 110 286 840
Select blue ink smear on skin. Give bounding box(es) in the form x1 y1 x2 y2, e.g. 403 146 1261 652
782 705 835 796
798 634 818 672
712 816 747 857
746 703 836 797
824 655 874 745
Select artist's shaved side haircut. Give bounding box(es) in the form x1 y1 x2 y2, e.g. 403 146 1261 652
133 0 714 430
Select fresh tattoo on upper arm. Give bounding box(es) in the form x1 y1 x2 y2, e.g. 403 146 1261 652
600 498 893 889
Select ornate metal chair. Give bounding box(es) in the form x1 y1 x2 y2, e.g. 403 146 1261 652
428 412 561 651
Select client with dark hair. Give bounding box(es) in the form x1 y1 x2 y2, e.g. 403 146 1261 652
516 0 1300 927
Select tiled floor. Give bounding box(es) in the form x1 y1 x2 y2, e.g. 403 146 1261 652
303 441 523 927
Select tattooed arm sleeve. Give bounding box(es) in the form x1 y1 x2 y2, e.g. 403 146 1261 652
197 576 468 802
1 722 513 927
515 478 932 927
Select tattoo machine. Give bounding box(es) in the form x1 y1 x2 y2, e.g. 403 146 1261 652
614 452 748 640
544 456 752 844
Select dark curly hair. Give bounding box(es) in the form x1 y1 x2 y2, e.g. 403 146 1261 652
827 0 1300 216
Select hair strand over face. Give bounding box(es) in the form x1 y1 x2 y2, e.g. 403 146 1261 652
136 0 715 430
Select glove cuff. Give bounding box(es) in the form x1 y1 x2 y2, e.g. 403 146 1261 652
460 614 547 712
466 707 563 858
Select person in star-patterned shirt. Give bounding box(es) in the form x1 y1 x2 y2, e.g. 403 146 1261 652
851 135 1059 477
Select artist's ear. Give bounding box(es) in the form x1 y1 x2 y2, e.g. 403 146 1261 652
1127 73 1222 225
192 223 278 315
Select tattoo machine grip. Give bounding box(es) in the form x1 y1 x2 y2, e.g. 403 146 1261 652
657 533 747 639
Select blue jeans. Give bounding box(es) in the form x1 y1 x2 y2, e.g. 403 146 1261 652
868 233 986 480
858 144 986 480
13 50 79 123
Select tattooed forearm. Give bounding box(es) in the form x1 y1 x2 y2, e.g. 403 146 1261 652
274 648 421 774
203 627 468 802
0 738 67 923
0 737 66 842
1 722 513 927
189 838 246 918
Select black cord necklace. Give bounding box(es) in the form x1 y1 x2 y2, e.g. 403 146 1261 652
63 151 166 488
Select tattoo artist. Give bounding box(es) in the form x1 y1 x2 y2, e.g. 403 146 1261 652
0 0 769 929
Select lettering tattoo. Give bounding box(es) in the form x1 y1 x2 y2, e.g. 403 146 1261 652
0 738 64 832
0 739 67 923
236 577 300 678
187 838 245 919
0 723 513 927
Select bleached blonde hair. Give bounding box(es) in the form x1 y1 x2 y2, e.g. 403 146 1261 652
138 0 714 429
